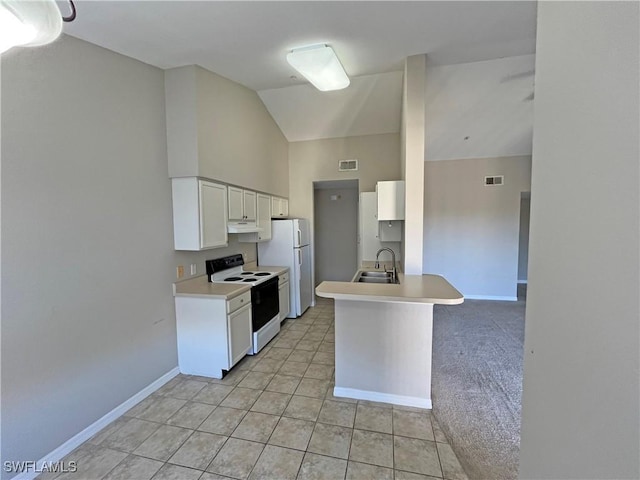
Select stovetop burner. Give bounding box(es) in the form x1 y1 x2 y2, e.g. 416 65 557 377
242 279 256 282
241 272 254 276
224 277 243 282
255 272 271 276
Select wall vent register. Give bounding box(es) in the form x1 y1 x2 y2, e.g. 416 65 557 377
339 159 358 171
484 175 504 186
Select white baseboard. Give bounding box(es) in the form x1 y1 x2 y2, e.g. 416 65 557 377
12 367 180 480
333 386 432 409
517 280 528 284
464 295 518 301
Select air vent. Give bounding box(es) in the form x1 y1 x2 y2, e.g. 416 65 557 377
339 159 358 171
484 175 504 186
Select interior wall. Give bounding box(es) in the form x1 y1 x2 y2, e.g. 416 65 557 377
519 2 639 478
2 35 182 476
517 195 530 282
165 65 289 198
313 186 359 284
423 155 532 300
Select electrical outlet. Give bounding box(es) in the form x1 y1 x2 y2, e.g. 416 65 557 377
177 265 184 278
190 264 197 275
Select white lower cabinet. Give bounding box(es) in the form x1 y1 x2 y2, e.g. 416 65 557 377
278 271 290 321
175 291 252 378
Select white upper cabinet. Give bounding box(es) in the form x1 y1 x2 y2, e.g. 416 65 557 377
239 193 272 243
271 197 289 218
377 180 405 221
172 178 228 250
228 187 257 222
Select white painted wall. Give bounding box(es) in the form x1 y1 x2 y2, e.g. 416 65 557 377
402 55 426 275
425 55 534 162
519 2 639 478
165 65 289 197
258 71 402 142
423 156 531 300
313 186 359 284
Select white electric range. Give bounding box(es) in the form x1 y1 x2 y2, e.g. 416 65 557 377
206 254 280 354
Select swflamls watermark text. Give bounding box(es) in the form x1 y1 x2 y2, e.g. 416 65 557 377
3 461 77 474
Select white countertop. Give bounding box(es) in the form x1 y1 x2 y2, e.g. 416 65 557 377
173 265 289 299
315 267 464 305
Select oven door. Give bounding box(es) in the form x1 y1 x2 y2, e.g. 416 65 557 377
251 276 279 332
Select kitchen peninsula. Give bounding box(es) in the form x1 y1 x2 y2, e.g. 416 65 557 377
316 266 463 408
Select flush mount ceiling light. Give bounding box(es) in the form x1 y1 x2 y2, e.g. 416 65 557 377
0 0 76 55
286 44 350 92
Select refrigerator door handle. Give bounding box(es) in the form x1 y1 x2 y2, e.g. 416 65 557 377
298 249 301 265
297 229 301 247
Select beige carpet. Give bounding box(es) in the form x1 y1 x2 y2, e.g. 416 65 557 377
431 286 526 480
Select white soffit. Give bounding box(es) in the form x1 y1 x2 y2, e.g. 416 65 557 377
258 71 403 142
425 54 535 161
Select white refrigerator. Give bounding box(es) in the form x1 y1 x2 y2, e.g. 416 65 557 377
258 218 313 317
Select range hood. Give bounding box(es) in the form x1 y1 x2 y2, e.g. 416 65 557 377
227 222 263 234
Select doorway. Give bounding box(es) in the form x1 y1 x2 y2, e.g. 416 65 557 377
313 180 359 285
518 192 531 299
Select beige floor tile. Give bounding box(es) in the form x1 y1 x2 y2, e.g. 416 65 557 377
281 330 306 340
219 387 262 410
154 376 183 396
349 429 393 468
249 445 304 480
393 410 435 441
430 417 449 444
163 379 208 400
200 473 235 480
88 417 128 445
325 386 358 404
167 402 216 430
317 343 335 353
283 395 323 421
297 452 347 480
268 417 315 451
322 333 335 343
436 443 468 480
307 423 353 460
355 404 393 434
393 436 442 477
209 369 249 386
296 340 321 351
235 355 261 371
231 411 280 443
238 371 275 390
55 445 126 480
192 384 235 406
345 461 394 480
207 438 264 479
168 431 227 470
102 454 163 480
251 358 285 374
287 350 316 363
295 378 331 398
265 374 301 395
150 463 202 480
264 347 293 360
394 471 442 480
133 425 192 461
318 400 356 428
124 395 158 418
279 361 310 377
311 351 334 365
198 407 247 436
302 332 326 341
138 397 187 423
250 391 292 415
271 338 300 349
101 418 160 452
357 399 393 409
304 364 334 380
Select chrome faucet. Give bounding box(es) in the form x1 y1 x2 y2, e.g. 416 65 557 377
375 248 397 282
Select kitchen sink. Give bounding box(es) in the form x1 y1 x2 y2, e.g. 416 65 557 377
353 270 399 284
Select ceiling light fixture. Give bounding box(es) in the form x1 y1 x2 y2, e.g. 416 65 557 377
0 0 76 55
286 44 350 92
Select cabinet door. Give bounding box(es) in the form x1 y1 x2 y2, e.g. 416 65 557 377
279 281 290 321
228 303 252 367
199 181 228 249
228 186 244 221
256 194 272 241
271 197 281 218
377 181 405 221
243 190 257 221
281 199 289 217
